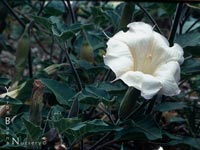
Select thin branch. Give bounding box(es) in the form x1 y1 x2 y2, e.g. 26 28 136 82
63 0 76 23
186 17 200 33
64 43 83 91
37 0 46 16
97 105 115 124
168 3 184 47
2 0 25 28
179 5 190 34
136 3 163 35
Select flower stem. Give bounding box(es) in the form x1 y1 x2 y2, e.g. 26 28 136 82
136 3 163 35
168 3 184 47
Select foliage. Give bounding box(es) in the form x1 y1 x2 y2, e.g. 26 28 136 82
0 1 200 150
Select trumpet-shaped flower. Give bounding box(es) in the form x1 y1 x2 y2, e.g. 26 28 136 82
104 22 184 99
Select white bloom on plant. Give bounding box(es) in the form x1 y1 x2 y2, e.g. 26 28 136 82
103 22 184 99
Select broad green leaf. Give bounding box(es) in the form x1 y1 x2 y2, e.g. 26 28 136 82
52 23 82 41
75 85 115 106
67 119 122 143
154 102 186 112
116 116 162 141
52 118 80 133
79 94 116 106
68 94 79 118
175 31 200 56
0 77 11 86
162 130 182 140
97 81 127 93
85 85 110 99
168 136 200 149
32 16 52 31
0 96 22 105
43 0 65 16
22 118 43 140
181 58 200 76
41 78 75 106
134 116 162 140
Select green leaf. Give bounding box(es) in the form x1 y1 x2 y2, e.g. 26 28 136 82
0 77 11 86
181 58 200 76
162 130 182 140
154 102 186 112
0 96 22 105
175 31 200 56
68 119 122 142
52 118 80 133
97 81 127 93
85 85 110 99
52 23 82 41
76 85 115 106
134 116 162 140
116 116 162 141
43 0 65 16
68 94 79 118
32 16 52 31
22 118 43 140
168 136 200 149
41 79 75 106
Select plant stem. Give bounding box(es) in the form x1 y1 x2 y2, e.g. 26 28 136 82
37 0 45 16
2 0 25 28
136 3 163 35
63 0 76 23
168 3 184 47
64 43 83 91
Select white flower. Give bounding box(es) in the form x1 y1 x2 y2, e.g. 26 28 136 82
103 22 184 99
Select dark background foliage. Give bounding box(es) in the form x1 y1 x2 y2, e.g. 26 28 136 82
0 1 200 150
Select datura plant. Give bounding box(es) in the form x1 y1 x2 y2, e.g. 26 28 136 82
104 22 184 99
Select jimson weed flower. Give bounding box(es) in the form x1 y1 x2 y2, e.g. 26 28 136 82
104 22 184 99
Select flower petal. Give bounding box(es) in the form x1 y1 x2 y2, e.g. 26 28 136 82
111 22 154 71
104 38 134 77
154 61 181 96
119 71 162 99
168 43 184 64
